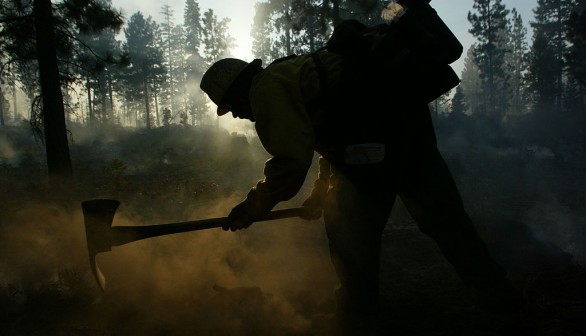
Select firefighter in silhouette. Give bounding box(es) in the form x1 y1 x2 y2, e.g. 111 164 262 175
200 1 524 334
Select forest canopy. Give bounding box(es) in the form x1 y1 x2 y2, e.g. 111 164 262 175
0 0 585 182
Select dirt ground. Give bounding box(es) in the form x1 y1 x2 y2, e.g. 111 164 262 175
307 196 586 336
1 125 585 336
375 203 586 336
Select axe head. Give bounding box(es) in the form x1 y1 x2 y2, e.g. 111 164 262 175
81 199 120 291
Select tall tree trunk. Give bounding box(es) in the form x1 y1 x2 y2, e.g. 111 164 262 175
108 73 115 123
144 78 150 129
0 85 5 126
86 76 94 125
33 0 73 186
100 84 107 123
154 89 160 127
555 0 564 116
12 74 17 122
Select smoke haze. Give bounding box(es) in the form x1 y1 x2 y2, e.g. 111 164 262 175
1 122 585 335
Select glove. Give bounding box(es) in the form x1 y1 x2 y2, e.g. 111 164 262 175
300 179 329 220
224 189 276 231
225 200 255 231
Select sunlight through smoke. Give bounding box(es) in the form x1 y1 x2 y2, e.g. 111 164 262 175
0 136 17 162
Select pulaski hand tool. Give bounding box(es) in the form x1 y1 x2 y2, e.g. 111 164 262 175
81 199 303 291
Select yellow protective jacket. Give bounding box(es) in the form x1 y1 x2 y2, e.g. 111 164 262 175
244 51 343 216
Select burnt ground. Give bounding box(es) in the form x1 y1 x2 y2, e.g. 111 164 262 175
376 202 586 336
1 124 586 336
308 196 586 336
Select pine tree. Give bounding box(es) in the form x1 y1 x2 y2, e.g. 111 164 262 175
76 9 122 125
526 30 557 112
506 8 530 118
249 0 337 62
0 0 123 186
170 24 187 122
527 0 575 116
184 0 203 56
160 5 189 123
467 0 511 126
201 9 234 65
460 46 483 116
251 2 275 64
565 0 586 151
183 0 207 126
450 86 467 119
122 11 165 129
566 0 586 88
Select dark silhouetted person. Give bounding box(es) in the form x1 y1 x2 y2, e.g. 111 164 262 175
200 1 524 334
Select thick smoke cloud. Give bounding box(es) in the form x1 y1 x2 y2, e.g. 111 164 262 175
0 193 338 335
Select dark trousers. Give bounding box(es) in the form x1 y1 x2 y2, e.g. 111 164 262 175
322 107 508 320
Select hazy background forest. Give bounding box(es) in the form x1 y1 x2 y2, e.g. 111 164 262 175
1 0 586 335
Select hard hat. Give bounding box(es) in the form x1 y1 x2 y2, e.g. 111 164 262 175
200 58 259 116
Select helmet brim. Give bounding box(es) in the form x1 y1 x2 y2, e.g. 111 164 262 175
215 58 262 117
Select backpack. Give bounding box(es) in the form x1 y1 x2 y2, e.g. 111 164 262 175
320 3 462 104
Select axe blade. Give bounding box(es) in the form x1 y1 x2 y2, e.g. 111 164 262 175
90 253 107 291
81 199 120 291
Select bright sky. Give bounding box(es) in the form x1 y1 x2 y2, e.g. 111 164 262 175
113 0 537 76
